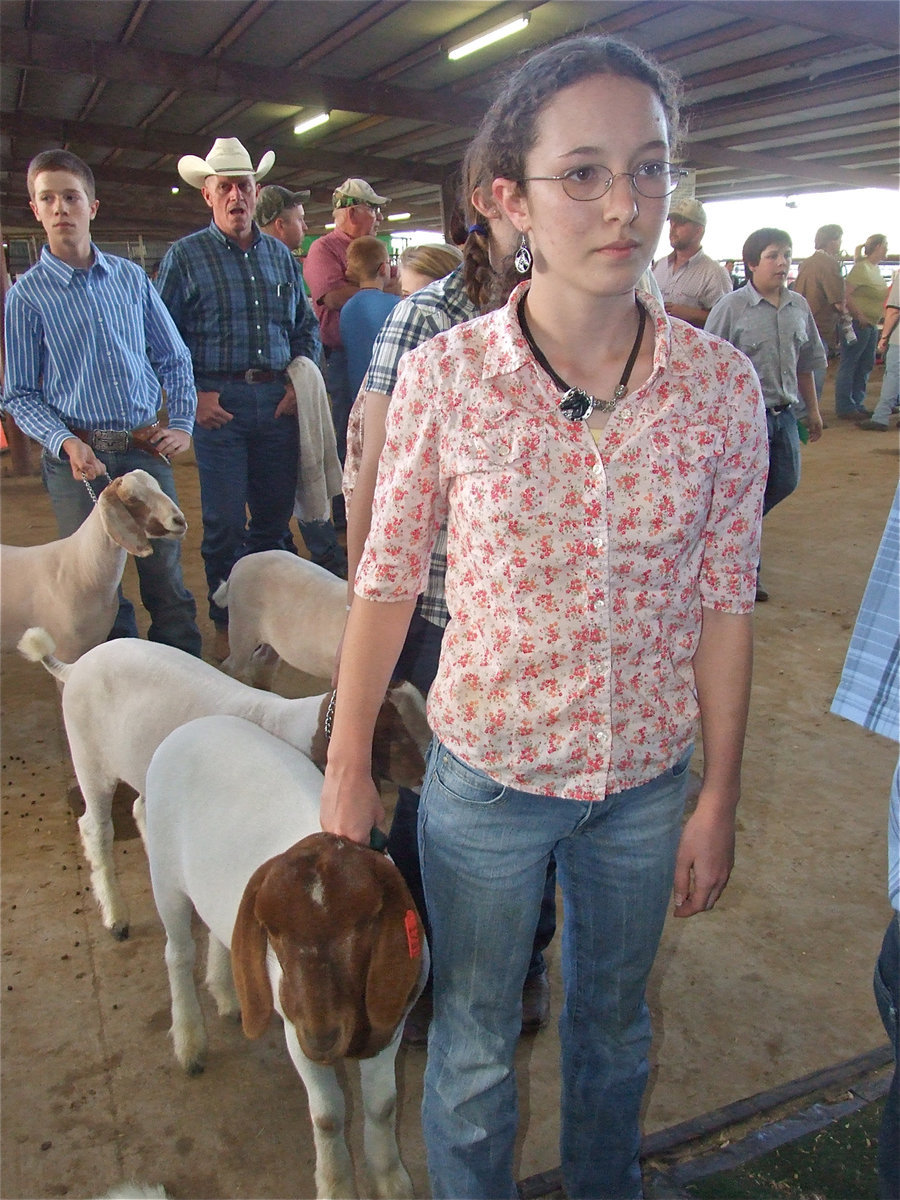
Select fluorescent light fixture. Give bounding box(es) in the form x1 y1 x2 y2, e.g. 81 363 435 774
388 212 412 221
325 222 336 230
447 14 529 61
293 111 330 135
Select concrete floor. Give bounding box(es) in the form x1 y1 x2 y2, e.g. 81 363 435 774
2 374 897 1198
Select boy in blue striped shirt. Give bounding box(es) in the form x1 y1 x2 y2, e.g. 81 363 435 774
2 150 201 655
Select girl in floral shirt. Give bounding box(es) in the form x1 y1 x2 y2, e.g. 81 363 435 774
323 34 768 1200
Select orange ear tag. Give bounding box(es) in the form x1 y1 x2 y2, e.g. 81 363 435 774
404 909 421 959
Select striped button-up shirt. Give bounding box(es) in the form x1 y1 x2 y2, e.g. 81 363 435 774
155 222 320 378
832 484 900 908
832 485 900 742
2 245 196 456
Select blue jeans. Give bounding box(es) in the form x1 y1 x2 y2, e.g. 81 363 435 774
324 346 352 530
388 612 557 983
834 322 878 415
875 913 899 1200
193 379 299 626
871 342 899 426
419 742 691 1200
294 518 347 574
41 447 201 656
809 361 826 419
323 346 352 465
763 408 801 517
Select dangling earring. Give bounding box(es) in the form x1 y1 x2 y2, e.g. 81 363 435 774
514 233 532 275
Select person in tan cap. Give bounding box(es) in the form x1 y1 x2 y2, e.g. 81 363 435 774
303 179 399 527
255 184 348 577
652 195 732 328
156 139 321 657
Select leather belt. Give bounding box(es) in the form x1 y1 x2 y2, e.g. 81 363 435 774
768 403 793 414
70 421 168 461
206 369 284 384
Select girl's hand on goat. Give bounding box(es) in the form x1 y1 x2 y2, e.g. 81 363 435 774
320 765 385 845
62 436 104 480
195 391 233 430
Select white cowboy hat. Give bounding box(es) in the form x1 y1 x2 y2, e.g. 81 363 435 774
177 137 276 190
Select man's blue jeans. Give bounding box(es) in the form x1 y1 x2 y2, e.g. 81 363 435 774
323 346 352 466
875 912 899 1200
419 742 691 1200
871 342 899 427
41 447 201 656
324 346 353 530
763 408 801 517
193 379 298 626
835 322 878 416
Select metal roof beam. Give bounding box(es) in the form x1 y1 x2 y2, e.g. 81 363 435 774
0 27 487 129
1 111 450 188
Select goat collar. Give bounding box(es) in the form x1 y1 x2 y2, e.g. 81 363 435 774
80 470 113 506
324 688 337 742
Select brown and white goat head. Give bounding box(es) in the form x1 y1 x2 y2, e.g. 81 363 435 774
98 470 188 557
231 833 425 1065
309 683 429 790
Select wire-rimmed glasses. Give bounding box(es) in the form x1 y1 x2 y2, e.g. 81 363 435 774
524 162 688 201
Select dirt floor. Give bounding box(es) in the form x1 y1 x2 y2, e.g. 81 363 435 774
2 363 898 1200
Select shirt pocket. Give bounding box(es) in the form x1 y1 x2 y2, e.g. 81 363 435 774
275 279 295 325
448 425 548 518
445 423 555 597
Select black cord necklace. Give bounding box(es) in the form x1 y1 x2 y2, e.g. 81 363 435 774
517 295 647 422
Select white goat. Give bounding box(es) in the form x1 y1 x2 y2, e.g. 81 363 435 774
145 714 428 1200
212 549 345 687
18 629 430 940
0 470 188 663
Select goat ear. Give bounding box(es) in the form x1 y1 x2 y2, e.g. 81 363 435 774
309 694 330 772
365 860 425 1033
372 698 426 790
97 480 153 557
231 859 276 1038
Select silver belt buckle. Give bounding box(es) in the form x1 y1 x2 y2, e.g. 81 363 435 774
91 430 131 453
244 369 261 384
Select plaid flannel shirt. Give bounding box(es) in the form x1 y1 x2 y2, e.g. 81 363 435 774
363 265 478 628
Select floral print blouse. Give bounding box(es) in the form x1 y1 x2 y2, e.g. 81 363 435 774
357 284 768 800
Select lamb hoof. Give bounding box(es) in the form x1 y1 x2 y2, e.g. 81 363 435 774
111 923 130 942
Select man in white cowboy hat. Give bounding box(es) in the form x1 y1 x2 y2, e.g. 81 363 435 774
303 179 400 526
652 195 732 329
156 137 321 659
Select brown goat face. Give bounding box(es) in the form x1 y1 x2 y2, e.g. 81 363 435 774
120 495 187 539
252 835 424 1065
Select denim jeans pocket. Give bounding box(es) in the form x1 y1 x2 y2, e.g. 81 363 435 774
432 743 508 807
669 747 694 778
874 924 900 1047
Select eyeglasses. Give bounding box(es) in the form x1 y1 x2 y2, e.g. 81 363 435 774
524 161 688 201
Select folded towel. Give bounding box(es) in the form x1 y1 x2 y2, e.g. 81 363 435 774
287 356 343 523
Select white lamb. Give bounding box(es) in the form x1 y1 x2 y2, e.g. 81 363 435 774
1 469 188 663
18 628 430 940
212 549 345 687
145 714 428 1200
